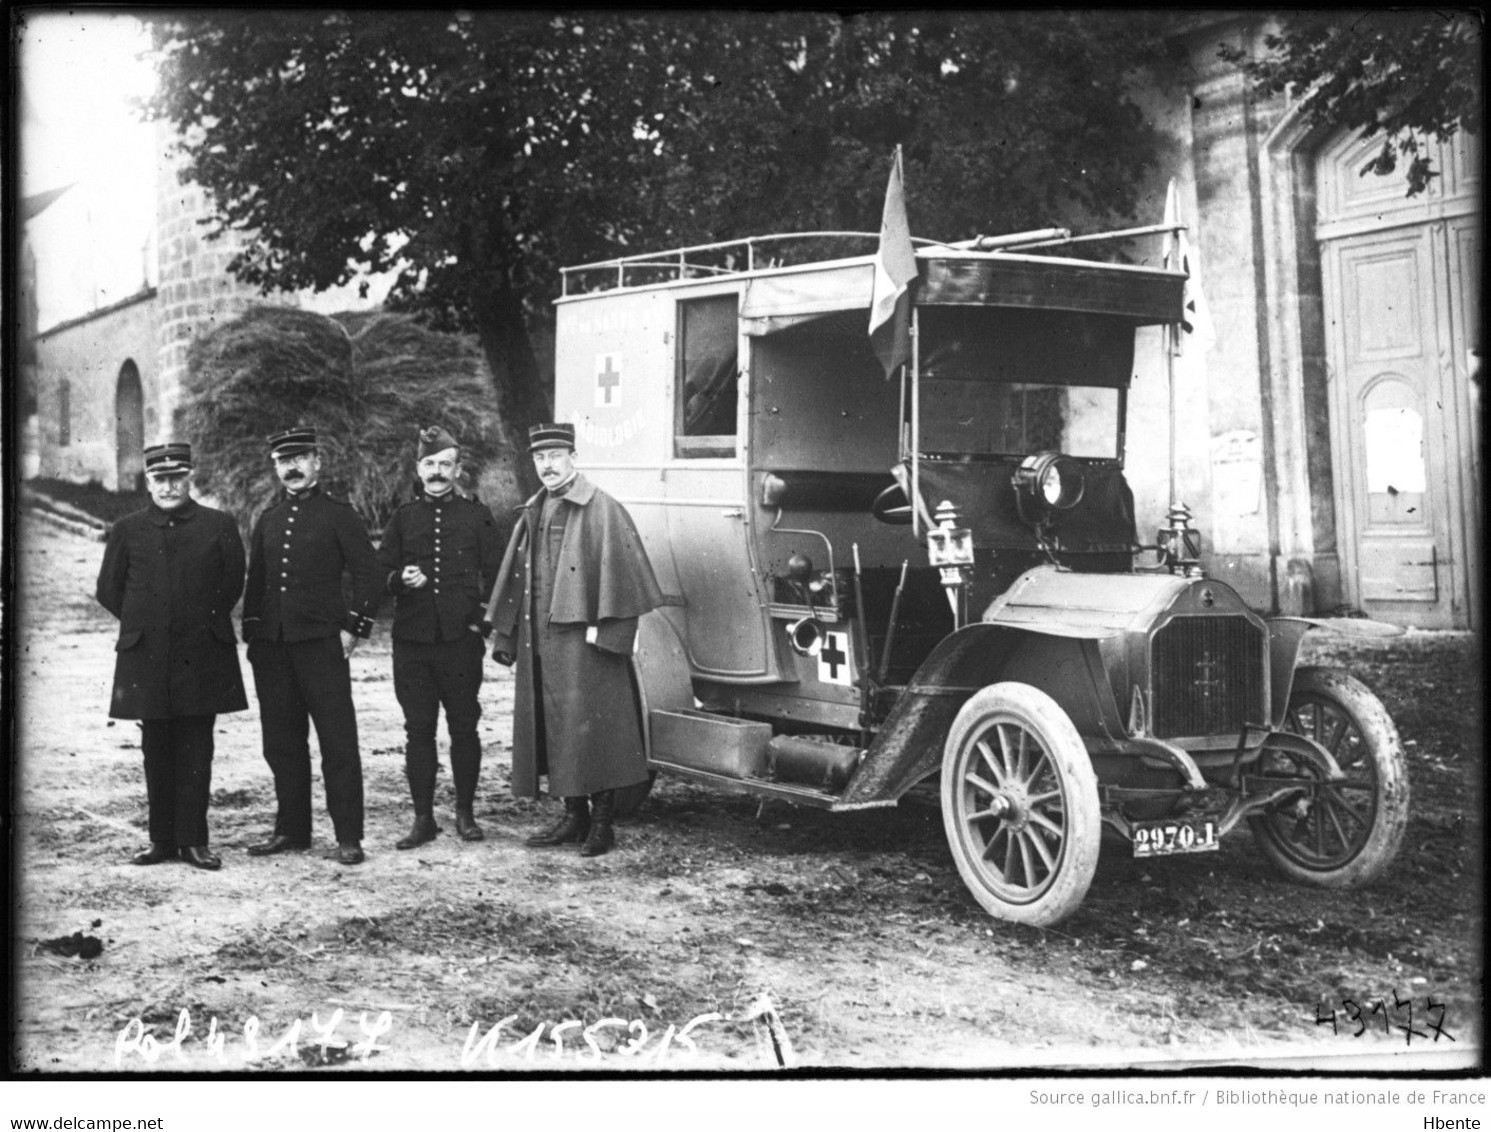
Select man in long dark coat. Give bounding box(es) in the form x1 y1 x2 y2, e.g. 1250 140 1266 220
488 423 663 857
96 442 248 870
242 426 382 866
379 425 502 848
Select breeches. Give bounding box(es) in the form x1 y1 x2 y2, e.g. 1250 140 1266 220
249 635 364 843
140 715 216 846
393 633 484 808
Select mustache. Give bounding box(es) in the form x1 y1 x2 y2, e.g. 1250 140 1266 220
424 475 449 484
283 471 305 480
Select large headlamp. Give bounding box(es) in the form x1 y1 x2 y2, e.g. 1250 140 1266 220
1012 452 1085 526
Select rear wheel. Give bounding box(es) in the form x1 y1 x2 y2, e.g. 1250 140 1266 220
940 683 1100 926
1249 667 1409 887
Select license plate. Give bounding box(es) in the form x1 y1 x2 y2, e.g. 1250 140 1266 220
1132 818 1220 858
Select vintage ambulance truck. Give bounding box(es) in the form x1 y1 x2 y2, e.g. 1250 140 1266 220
551 231 1409 926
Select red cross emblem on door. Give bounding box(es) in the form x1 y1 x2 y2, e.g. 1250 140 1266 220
816 631 854 686
595 353 623 408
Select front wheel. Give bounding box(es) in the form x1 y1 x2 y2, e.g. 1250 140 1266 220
940 683 1100 926
1249 667 1409 887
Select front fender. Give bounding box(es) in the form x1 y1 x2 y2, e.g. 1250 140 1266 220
1266 618 1313 730
1267 615 1405 727
835 622 1124 809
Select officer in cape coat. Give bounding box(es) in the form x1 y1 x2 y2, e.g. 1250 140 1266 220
96 442 248 870
487 423 663 857
379 425 502 848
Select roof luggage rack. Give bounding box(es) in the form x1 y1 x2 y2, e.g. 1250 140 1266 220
560 223 1187 297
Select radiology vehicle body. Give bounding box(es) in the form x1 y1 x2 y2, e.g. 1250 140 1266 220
551 231 1409 925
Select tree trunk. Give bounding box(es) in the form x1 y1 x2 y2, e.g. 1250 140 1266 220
473 284 551 533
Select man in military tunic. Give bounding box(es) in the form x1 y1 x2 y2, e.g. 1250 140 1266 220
379 425 502 848
96 442 248 870
488 423 663 857
242 427 382 865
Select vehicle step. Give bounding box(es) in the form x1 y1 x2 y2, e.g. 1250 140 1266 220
645 759 840 810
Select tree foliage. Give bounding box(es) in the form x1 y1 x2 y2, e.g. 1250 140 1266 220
178 307 506 536
1222 10 1483 195
146 12 1180 502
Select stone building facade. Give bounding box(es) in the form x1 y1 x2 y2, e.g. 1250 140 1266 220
1148 17 1480 630
23 121 385 492
26 121 263 491
153 160 264 438
31 291 158 490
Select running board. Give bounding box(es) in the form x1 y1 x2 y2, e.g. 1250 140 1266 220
646 759 841 809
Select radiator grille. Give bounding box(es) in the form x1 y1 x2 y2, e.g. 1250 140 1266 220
1150 616 1265 739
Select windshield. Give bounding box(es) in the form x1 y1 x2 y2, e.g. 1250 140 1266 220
920 379 1122 459
915 306 1134 462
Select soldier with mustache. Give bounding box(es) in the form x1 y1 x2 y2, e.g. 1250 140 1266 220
241 426 382 866
486 424 663 857
378 425 502 847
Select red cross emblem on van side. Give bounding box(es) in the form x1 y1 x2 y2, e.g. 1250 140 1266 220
595 353 622 407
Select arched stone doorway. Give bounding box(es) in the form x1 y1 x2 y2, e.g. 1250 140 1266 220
1316 131 1480 630
115 360 145 492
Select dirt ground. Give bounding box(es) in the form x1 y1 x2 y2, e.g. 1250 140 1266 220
9 511 1485 1073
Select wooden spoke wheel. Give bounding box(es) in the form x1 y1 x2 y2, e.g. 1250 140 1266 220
1249 667 1409 887
940 683 1100 926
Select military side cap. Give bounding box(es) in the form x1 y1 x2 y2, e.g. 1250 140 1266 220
418 424 460 459
528 423 576 452
143 442 193 476
268 426 318 457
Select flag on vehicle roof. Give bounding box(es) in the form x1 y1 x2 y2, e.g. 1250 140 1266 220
869 146 917 379
1161 179 1216 356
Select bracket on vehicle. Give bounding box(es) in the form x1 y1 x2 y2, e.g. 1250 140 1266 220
1210 730 1348 836
1118 736 1207 791
1252 729 1346 782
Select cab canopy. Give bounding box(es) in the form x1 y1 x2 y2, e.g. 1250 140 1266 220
740 250 1182 331
739 250 1184 389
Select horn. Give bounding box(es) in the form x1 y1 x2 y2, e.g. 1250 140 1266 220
786 616 824 657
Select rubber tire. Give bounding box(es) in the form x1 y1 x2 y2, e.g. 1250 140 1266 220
1249 666 1410 888
940 682 1101 927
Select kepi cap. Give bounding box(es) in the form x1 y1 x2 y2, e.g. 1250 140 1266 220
528 423 576 453
418 425 460 459
143 442 193 477
267 426 318 458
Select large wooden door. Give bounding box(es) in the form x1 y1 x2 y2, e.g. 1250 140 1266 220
1318 132 1481 629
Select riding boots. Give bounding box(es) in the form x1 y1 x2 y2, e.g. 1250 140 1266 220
396 814 441 850
525 796 590 846
580 790 616 858
455 806 485 841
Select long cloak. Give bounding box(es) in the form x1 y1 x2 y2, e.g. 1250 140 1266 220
488 474 663 797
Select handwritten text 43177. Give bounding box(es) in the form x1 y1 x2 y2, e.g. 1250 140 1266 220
1314 991 1455 1045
